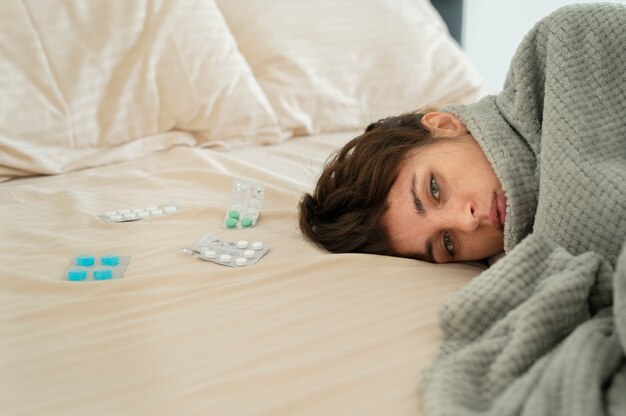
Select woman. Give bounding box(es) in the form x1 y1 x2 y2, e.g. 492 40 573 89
299 3 626 265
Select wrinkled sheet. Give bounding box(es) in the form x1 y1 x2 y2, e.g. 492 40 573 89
0 132 484 416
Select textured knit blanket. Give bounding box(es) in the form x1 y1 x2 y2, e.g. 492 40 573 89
422 235 626 415
421 4 626 415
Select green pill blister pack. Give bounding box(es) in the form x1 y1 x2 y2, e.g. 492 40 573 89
223 178 264 229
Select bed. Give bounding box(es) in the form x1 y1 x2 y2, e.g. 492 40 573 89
0 1 491 414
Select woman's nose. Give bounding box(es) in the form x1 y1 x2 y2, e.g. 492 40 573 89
443 200 478 232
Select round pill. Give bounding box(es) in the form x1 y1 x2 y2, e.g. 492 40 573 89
228 210 240 219
243 249 255 259
219 254 232 263
93 267 113 280
252 241 264 250
101 255 119 266
241 217 253 228
203 250 217 259
76 255 95 267
118 209 130 214
235 257 247 267
123 212 137 220
237 240 249 249
225 218 238 228
67 267 87 281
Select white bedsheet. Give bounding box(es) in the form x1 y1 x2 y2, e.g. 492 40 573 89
0 132 484 415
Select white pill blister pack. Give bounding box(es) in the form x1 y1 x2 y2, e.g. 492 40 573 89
223 178 265 229
182 234 269 268
97 203 179 223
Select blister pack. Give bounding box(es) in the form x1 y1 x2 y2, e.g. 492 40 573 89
182 234 269 267
64 254 130 281
223 178 264 229
97 203 179 223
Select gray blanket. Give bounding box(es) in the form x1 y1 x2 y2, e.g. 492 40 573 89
421 4 626 415
422 235 626 415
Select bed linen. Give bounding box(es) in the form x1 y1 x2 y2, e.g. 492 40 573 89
0 1 491 414
1 132 485 415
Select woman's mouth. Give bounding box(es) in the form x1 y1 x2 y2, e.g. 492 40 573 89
490 192 507 231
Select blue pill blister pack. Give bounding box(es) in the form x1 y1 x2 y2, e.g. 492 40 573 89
64 254 130 281
223 178 265 229
97 203 179 223
182 234 269 268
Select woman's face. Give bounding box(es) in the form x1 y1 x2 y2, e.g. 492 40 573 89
384 113 506 263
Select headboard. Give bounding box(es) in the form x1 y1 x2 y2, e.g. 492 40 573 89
431 0 464 45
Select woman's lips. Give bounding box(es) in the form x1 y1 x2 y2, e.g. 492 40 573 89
490 192 507 231
496 193 507 229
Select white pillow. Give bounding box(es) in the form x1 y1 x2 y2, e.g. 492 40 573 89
216 0 490 137
0 0 281 178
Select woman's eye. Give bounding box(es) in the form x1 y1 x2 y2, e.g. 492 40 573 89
430 176 440 201
443 232 454 255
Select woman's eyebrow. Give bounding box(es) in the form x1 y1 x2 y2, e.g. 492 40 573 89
410 174 425 216
409 173 437 263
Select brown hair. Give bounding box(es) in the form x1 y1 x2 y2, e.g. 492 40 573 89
298 111 439 256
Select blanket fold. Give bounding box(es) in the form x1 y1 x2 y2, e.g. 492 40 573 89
422 234 626 416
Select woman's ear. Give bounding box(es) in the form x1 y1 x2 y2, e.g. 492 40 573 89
421 112 466 135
